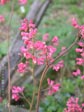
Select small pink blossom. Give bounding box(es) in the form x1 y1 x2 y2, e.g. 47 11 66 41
37 57 45 65
32 56 37 64
0 15 5 23
82 103 84 107
64 97 83 112
52 36 59 46
78 41 84 47
80 25 84 38
23 52 32 59
47 45 56 54
19 18 28 32
47 78 60 95
71 18 80 29
72 69 81 76
28 28 37 39
76 58 84 65
53 60 64 71
21 32 29 37
17 62 26 73
12 94 20 101
81 52 84 57
20 46 27 54
12 86 24 101
26 41 34 49
18 0 27 5
0 97 3 103
42 33 49 41
75 48 83 53
34 41 45 50
81 75 84 80
0 0 8 5
29 20 35 28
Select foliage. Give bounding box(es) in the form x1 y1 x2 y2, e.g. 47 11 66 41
40 77 84 112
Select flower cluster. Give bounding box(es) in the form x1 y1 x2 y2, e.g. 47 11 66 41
72 68 81 76
47 78 60 95
17 62 27 73
72 18 84 38
18 18 63 73
72 18 84 79
64 97 84 112
0 0 8 5
0 0 27 5
12 86 24 101
75 41 84 79
19 0 27 5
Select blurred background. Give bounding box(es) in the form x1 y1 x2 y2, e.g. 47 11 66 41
0 0 84 112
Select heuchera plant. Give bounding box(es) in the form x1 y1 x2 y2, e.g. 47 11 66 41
1 1 84 112
14 18 63 112
64 97 84 112
72 18 84 79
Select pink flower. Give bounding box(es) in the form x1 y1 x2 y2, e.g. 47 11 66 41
42 33 49 41
18 0 27 5
26 41 34 49
28 28 37 39
29 20 35 28
82 103 84 107
71 18 80 29
47 78 60 95
0 15 5 23
34 41 45 50
17 62 26 73
72 69 81 76
53 60 64 71
0 0 8 5
32 56 37 64
64 97 83 112
52 36 59 46
75 48 83 53
47 45 56 54
81 75 84 80
81 52 84 57
78 41 84 47
12 94 20 101
0 97 3 103
19 18 28 32
12 86 24 101
24 52 32 59
12 86 24 93
80 25 84 38
76 58 84 65
37 57 45 65
20 46 27 54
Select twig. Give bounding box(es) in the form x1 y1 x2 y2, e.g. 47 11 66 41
21 93 31 107
36 36 79 112
36 65 48 112
7 2 14 112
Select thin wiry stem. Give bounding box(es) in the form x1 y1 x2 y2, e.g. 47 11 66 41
7 1 14 112
21 93 31 107
36 36 79 112
36 65 48 112
29 39 36 112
